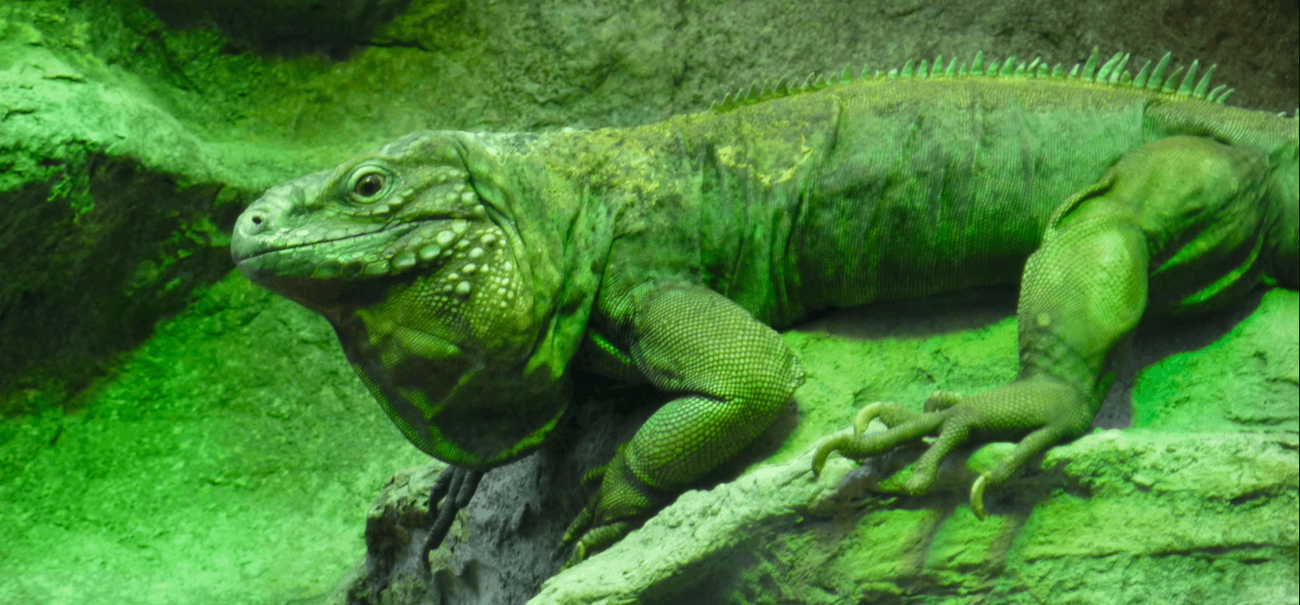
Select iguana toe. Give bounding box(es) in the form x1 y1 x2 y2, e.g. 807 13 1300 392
560 505 595 547
854 400 928 436
903 467 939 496
421 466 484 569
558 447 669 568
562 521 633 569
581 465 607 489
852 402 885 437
813 405 947 477
923 390 965 412
812 433 852 477
815 376 1093 514
815 398 938 476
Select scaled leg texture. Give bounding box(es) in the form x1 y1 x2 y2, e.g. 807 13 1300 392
815 136 1284 517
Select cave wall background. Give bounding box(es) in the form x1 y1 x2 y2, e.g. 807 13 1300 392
0 0 1295 603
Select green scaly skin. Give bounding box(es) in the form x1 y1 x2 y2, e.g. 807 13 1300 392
230 49 1299 568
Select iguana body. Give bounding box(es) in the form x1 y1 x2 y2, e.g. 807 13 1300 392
230 50 1299 566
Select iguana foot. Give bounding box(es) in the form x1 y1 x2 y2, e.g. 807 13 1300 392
421 465 483 569
814 376 1092 517
559 446 670 569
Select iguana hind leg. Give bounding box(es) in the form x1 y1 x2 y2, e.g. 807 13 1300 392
815 135 1281 517
563 282 804 567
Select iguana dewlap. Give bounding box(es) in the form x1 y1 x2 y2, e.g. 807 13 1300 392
230 49 1299 568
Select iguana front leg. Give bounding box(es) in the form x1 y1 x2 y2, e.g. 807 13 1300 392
562 282 804 566
815 135 1282 517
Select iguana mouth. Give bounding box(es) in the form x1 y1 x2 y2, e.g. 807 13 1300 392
233 225 397 263
234 218 513 281
235 216 516 290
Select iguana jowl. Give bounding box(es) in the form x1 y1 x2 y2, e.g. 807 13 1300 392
230 49 1299 567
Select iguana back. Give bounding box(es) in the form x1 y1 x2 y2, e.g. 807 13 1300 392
556 52 1298 327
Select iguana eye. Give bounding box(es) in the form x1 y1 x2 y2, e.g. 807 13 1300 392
350 169 388 201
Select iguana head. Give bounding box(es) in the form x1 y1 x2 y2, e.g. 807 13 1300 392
231 131 606 470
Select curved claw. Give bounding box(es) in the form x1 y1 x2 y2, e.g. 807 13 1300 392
564 542 588 570
812 433 854 477
853 402 886 437
814 399 944 478
970 473 989 520
816 400 934 477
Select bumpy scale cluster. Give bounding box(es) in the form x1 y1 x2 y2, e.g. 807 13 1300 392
374 173 522 315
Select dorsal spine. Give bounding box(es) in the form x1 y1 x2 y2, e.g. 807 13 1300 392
709 48 1241 112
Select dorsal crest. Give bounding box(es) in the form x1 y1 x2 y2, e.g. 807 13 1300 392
710 48 1243 112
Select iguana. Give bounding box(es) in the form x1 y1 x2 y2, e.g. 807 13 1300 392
229 49 1299 569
